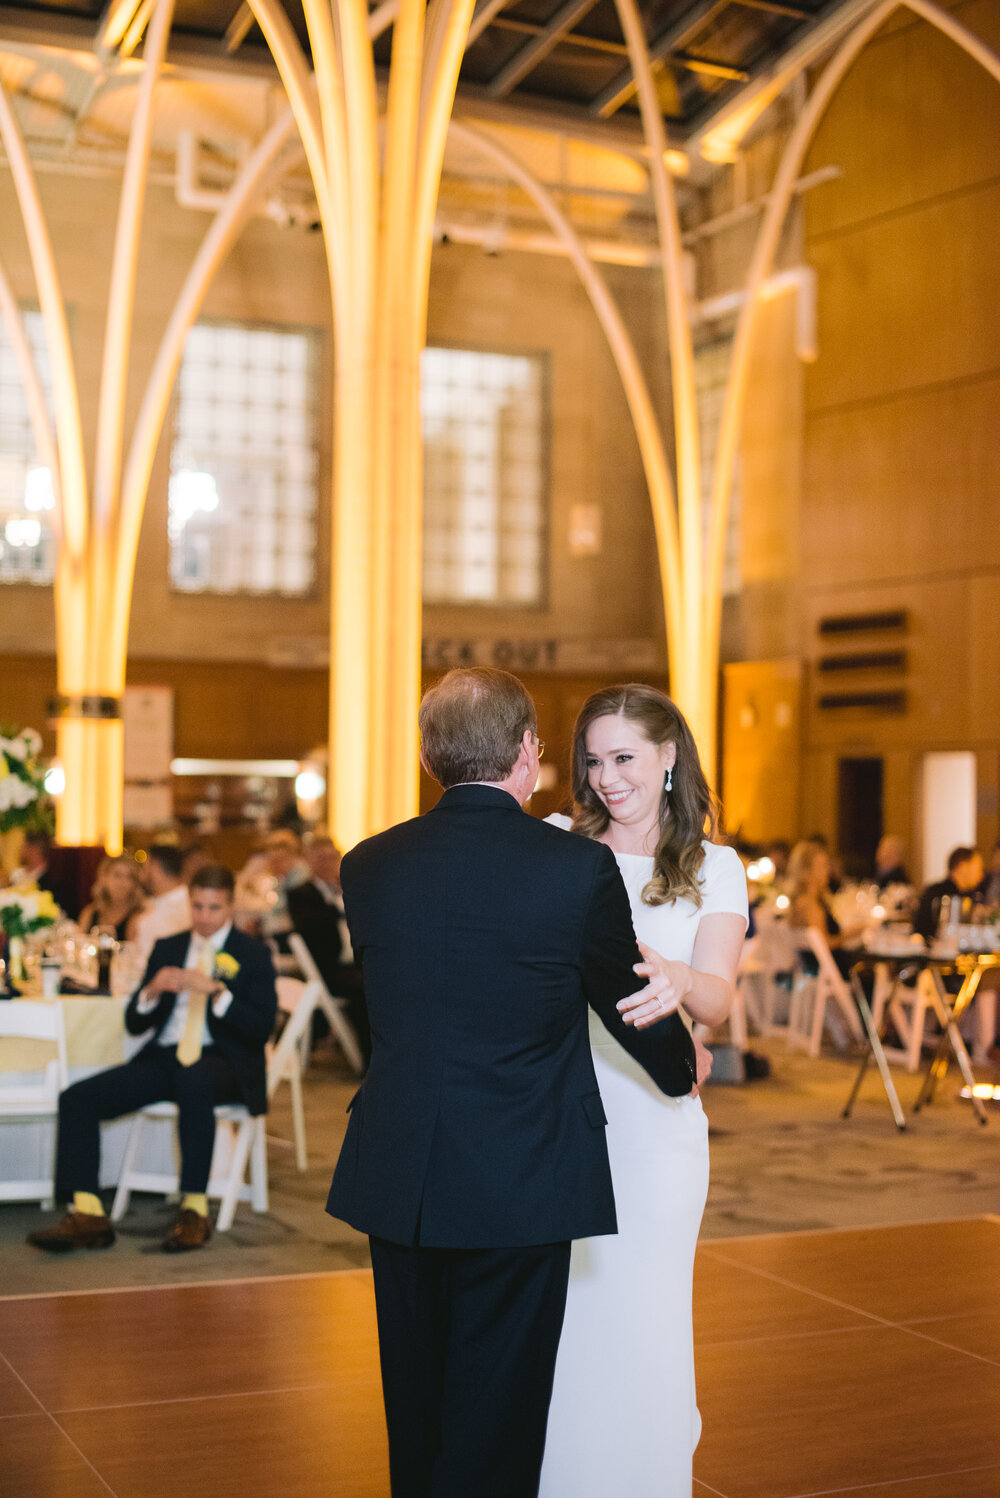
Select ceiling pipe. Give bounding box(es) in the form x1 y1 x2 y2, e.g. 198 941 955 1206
175 129 317 224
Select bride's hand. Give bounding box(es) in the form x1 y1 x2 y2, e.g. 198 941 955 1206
692 1033 713 1096
617 941 693 1028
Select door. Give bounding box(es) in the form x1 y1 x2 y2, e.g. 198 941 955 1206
837 757 884 879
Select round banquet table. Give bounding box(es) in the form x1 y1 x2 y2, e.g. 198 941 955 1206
0 993 176 1192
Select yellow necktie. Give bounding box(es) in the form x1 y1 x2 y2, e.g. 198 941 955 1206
176 939 214 1067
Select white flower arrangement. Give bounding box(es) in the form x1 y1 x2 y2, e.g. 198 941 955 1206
0 725 51 834
0 884 60 937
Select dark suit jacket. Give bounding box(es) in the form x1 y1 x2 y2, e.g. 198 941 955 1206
326 783 695 1250
913 877 960 942
287 878 360 996
125 926 277 1115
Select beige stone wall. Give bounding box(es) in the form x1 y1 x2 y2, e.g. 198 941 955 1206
799 0 1000 874
0 172 665 669
721 0 1000 873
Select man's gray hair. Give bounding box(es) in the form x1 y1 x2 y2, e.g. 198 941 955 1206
419 668 537 788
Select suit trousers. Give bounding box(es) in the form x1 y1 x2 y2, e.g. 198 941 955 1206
55 1044 242 1199
369 1235 571 1498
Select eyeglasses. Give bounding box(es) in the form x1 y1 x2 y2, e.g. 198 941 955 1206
534 737 546 760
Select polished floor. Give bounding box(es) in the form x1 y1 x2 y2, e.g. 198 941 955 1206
3 1215 999 1497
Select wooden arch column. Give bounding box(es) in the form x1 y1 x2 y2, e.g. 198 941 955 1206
247 0 476 849
0 6 302 849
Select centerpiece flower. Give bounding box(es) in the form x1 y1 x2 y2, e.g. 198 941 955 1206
0 726 52 835
1 885 60 988
0 886 61 940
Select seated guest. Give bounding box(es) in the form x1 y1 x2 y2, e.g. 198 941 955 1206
27 865 277 1254
132 844 191 963
805 831 843 893
913 845 984 942
788 838 864 977
181 844 211 885
237 830 309 950
763 838 791 884
79 855 146 941
288 834 370 1067
979 840 1000 907
12 830 76 917
874 833 910 890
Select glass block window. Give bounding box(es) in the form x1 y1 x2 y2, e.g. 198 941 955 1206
169 322 320 595
0 311 56 585
421 347 547 606
695 339 741 598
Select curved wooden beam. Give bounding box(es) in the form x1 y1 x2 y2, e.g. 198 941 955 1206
91 0 175 687
0 255 59 518
904 0 1000 82
449 120 684 660
702 0 1000 689
412 0 479 309
0 82 87 581
109 108 301 682
302 0 352 313
375 0 477 819
244 0 336 270
612 0 707 746
367 0 427 825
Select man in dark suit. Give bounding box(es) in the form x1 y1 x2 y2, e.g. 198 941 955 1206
288 833 370 1066
16 829 78 920
327 667 695 1498
27 864 276 1254
913 844 984 941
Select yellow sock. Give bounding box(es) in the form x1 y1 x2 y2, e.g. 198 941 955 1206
73 1192 106 1218
181 1193 209 1218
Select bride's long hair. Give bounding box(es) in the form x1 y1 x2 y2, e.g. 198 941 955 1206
569 684 718 908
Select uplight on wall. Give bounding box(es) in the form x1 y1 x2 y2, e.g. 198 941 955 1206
43 762 66 796
295 769 326 802
295 762 327 823
568 504 602 559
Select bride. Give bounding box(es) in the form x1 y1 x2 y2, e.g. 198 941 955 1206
539 684 747 1497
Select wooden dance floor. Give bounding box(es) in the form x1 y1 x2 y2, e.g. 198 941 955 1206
2 1216 999 1497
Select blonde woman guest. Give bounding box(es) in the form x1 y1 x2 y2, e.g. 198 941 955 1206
78 856 146 943
787 839 866 978
539 684 747 1498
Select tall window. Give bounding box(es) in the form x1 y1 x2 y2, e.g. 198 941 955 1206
0 311 56 585
695 339 741 597
169 322 320 596
421 347 547 606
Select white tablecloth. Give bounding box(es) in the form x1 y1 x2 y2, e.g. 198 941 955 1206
0 996 176 1192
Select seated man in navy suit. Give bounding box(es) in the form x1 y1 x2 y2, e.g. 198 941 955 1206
27 864 277 1254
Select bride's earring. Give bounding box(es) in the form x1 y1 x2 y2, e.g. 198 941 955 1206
664 766 673 794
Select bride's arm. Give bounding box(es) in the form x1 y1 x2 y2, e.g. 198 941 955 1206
618 914 745 1030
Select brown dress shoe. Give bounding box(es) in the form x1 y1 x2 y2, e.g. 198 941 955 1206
27 1211 116 1253
161 1208 212 1252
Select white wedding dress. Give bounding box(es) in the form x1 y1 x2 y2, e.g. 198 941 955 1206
538 819 748 1498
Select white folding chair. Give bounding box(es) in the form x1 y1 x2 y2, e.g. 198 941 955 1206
737 906 797 1038
787 928 865 1057
110 1099 268 1232
0 999 69 1207
110 980 328 1228
269 977 325 1170
873 964 949 1072
288 932 364 1076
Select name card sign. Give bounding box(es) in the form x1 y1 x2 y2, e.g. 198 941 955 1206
265 636 663 676
123 686 174 829
421 638 661 674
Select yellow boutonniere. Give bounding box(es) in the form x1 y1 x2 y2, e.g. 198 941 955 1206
34 889 60 921
213 951 241 982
